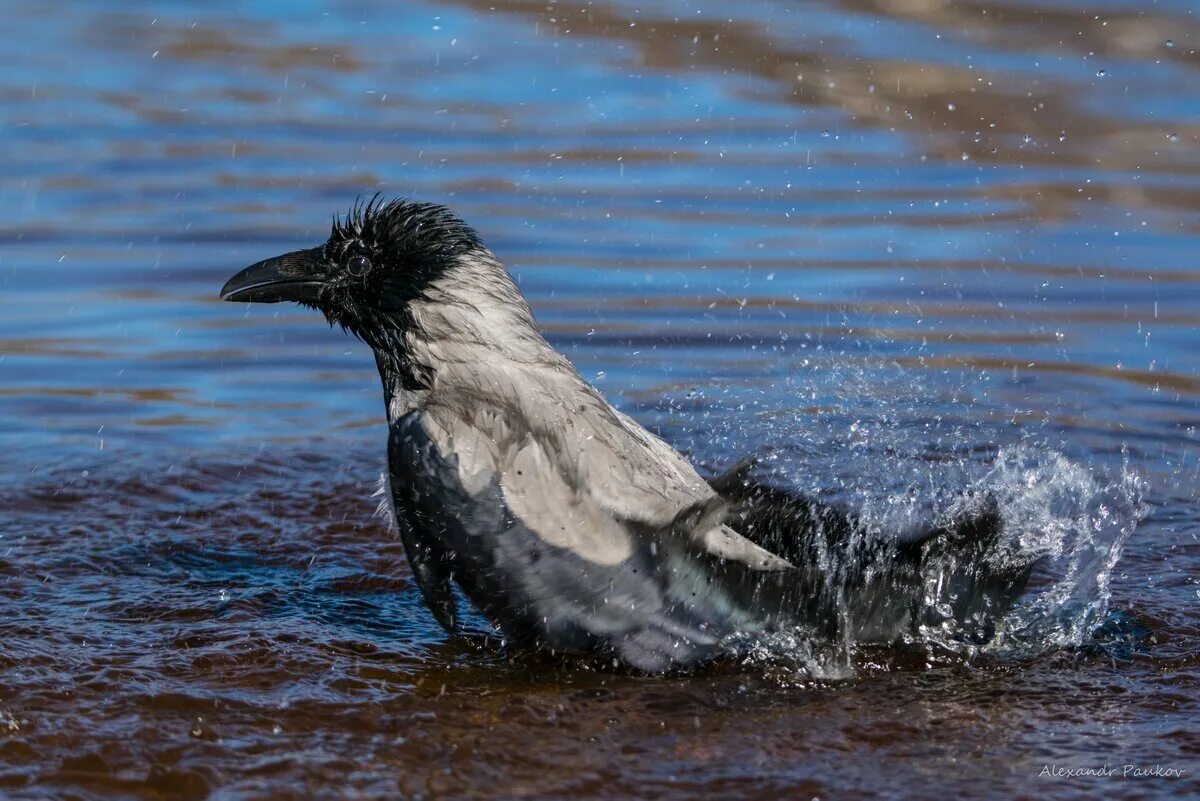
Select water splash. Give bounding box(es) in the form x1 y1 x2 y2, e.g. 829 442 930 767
724 444 1144 677
980 448 1146 655
682 359 1147 676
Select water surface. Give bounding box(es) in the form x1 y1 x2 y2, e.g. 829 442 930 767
1 1 1198 798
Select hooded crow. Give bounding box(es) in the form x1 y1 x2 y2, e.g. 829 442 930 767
220 197 1033 672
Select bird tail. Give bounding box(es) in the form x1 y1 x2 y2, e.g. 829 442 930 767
707 459 1038 646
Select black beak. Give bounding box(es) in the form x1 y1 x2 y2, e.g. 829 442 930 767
220 247 326 303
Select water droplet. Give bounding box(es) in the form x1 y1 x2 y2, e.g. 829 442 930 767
947 102 956 111
1166 40 1174 48
1096 69 1107 77
1167 132 1180 143
961 152 970 161
821 130 830 138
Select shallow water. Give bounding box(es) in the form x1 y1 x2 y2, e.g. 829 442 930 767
2 0 1198 798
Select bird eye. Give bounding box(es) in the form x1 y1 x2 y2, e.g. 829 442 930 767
347 255 372 277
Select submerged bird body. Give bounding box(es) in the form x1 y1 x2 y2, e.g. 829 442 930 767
221 198 1032 671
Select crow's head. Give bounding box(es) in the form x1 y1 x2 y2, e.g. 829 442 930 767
221 197 482 343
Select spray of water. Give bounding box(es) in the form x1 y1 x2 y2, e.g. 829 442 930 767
672 356 1147 676
980 447 1146 656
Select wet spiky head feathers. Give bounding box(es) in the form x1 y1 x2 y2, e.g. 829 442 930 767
328 196 482 279
312 196 486 344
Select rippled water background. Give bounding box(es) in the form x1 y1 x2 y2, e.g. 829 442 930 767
2 1 1198 798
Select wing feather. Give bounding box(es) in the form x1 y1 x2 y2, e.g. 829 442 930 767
386 397 806 670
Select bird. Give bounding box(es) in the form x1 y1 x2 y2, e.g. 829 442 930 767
219 197 1035 672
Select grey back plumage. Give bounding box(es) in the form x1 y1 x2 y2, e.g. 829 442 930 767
382 249 798 669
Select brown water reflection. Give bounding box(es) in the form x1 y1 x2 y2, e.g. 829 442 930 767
464 0 1200 174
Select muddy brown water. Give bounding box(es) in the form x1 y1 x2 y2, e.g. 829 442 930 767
1 1 1198 799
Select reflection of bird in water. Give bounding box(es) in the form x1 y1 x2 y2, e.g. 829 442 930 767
220 198 1036 672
